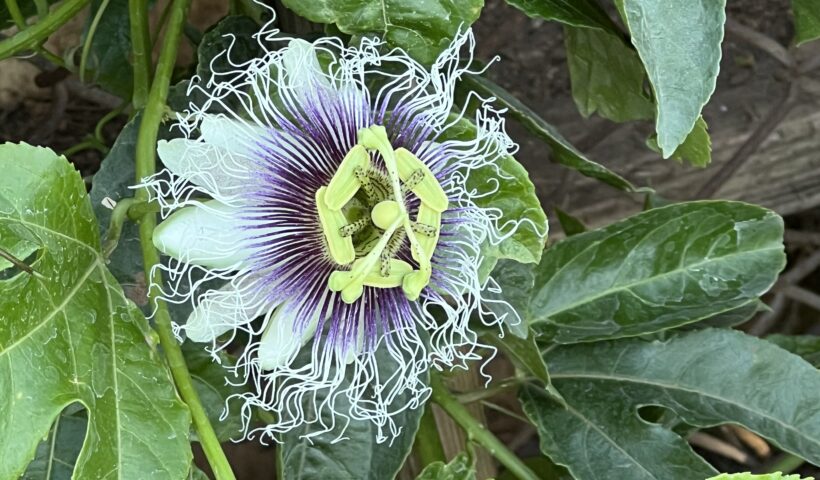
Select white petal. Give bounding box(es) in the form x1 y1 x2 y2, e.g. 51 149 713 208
281 39 331 91
153 200 255 270
185 276 275 342
200 114 269 158
158 138 255 193
258 300 321 371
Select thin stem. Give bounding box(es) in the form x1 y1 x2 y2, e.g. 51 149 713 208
133 0 236 478
62 138 108 157
3 0 69 68
415 403 446 467
79 0 113 83
430 373 539 480
0 0 90 61
0 246 43 279
94 101 129 145
128 0 152 108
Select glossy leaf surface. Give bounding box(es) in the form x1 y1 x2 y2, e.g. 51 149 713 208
529 201 785 343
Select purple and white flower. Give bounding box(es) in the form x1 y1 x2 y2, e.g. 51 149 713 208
140 20 534 442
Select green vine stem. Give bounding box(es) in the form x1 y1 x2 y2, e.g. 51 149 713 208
430 372 540 480
128 0 152 108
0 0 90 61
415 403 447 467
131 0 236 478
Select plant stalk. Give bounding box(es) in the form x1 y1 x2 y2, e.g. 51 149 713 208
430 372 539 480
132 0 235 478
0 0 90 61
128 0 152 108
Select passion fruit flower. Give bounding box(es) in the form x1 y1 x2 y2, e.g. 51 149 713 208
140 24 540 442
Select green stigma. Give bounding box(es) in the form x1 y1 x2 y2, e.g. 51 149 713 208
316 125 449 303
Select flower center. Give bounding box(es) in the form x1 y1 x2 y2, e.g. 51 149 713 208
316 125 449 304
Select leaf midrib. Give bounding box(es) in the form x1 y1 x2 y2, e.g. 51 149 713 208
550 371 820 447
535 244 781 322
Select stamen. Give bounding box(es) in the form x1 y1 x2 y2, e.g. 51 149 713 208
316 187 355 265
411 222 437 237
401 169 425 194
394 148 449 213
325 145 370 210
412 204 441 262
339 218 369 237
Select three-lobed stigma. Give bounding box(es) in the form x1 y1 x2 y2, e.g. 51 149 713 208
317 125 448 303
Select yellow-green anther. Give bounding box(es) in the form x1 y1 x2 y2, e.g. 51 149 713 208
324 145 370 210
401 169 425 194
402 267 431 301
394 148 448 213
371 200 401 230
412 203 441 261
316 187 355 265
342 283 364 304
366 259 412 288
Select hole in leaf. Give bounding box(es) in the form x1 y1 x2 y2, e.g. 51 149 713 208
637 404 678 426
0 244 40 281
22 402 88 477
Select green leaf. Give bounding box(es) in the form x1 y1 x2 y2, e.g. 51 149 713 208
416 453 476 480
22 406 86 480
529 201 785 343
197 16 264 81
0 142 192 479
692 299 764 330
564 26 654 122
503 0 620 34
618 0 725 156
765 334 820 367
486 259 536 338
280 0 483 64
793 0 820 45
554 207 586 236
523 329 820 479
648 116 712 168
709 473 813 480
184 343 247 441
82 0 133 97
462 75 642 193
279 343 427 480
439 116 548 268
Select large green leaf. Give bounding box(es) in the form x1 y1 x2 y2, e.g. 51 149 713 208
440 116 548 268
82 0 132 97
793 0 820 45
529 201 785 343
504 0 620 34
709 474 812 480
462 75 642 193
278 344 427 480
280 0 483 64
522 329 820 479
0 143 192 479
564 26 654 122
617 0 725 156
415 453 476 480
